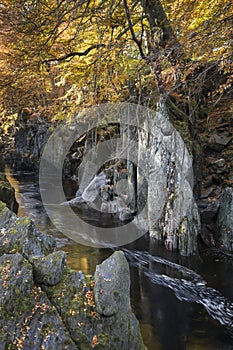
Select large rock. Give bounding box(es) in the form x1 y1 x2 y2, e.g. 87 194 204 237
0 253 77 350
94 250 130 316
0 202 56 259
32 251 66 286
121 100 201 255
216 187 233 252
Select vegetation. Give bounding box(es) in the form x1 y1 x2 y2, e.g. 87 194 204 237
0 0 232 122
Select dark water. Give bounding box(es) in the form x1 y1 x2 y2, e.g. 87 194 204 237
5 169 233 350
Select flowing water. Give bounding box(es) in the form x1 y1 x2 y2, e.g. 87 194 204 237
5 169 233 350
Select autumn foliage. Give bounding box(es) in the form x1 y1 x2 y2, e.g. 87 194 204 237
0 0 232 121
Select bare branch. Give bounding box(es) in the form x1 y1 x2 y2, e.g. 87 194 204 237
123 0 146 59
45 44 106 63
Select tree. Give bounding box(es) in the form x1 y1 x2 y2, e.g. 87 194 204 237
0 0 232 121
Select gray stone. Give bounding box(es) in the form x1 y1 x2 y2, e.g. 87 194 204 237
94 250 130 316
199 200 219 223
0 253 77 350
0 202 56 259
119 207 132 221
32 251 66 285
217 187 233 252
135 100 200 255
82 171 106 202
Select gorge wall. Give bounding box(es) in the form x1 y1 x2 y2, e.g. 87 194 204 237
3 96 233 255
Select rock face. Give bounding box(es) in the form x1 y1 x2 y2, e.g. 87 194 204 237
112 100 200 255
0 202 146 350
0 156 18 213
69 101 200 255
11 113 50 171
140 100 200 255
216 187 233 252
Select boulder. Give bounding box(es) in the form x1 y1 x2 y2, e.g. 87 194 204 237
0 253 77 350
94 250 130 316
0 202 56 259
32 251 66 286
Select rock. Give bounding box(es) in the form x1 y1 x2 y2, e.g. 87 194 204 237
200 224 216 247
200 187 214 199
0 201 56 259
32 251 66 286
0 253 77 350
216 187 233 252
43 251 146 350
212 158 225 168
82 172 106 202
135 100 200 255
119 207 132 221
11 119 50 171
94 251 130 316
0 206 146 350
0 156 18 213
203 175 214 188
178 200 200 256
205 135 232 152
199 200 219 223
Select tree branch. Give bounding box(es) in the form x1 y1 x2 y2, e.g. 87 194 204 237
45 43 106 63
123 0 146 59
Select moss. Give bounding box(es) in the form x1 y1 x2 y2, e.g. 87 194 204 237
0 201 7 213
113 290 120 297
96 332 109 347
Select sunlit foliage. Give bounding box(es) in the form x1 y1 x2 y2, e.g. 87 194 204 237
0 0 232 121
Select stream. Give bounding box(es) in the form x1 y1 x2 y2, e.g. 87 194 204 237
5 169 233 350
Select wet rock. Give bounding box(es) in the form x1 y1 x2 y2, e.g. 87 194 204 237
216 187 233 252
32 251 66 286
82 171 106 202
135 100 201 255
200 224 216 247
203 175 214 188
212 158 225 168
178 200 200 256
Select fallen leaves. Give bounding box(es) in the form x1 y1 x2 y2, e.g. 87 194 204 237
91 335 99 347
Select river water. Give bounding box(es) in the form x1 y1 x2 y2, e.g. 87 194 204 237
5 169 233 350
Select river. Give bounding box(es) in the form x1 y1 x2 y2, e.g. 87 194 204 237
5 169 233 350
